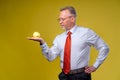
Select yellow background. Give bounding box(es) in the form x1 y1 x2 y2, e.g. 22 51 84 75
0 0 120 80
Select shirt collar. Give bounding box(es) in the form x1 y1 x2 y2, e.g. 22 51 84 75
65 25 77 35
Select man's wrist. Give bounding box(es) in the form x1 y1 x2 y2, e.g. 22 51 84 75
39 39 45 45
40 42 43 45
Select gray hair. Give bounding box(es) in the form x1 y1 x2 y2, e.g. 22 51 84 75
60 6 77 17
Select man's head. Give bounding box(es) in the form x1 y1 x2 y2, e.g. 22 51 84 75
58 6 77 30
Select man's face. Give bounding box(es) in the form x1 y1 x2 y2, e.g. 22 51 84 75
58 10 75 30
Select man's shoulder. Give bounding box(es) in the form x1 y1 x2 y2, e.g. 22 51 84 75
55 32 65 39
76 25 90 32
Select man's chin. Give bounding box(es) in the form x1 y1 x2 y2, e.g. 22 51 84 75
61 26 65 30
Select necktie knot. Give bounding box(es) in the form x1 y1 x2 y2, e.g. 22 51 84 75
67 31 72 35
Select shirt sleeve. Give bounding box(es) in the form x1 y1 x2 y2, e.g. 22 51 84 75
87 29 109 68
40 37 60 61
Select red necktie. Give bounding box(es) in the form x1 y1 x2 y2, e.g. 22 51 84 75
63 31 71 74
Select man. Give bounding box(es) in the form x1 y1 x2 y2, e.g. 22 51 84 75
28 6 109 80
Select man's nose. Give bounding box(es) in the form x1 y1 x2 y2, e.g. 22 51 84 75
59 20 63 24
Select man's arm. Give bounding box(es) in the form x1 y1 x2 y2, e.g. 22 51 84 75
28 37 60 61
85 29 109 73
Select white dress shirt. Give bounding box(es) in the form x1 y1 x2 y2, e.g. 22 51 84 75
40 25 109 70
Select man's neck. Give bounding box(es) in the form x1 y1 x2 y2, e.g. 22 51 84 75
66 24 76 31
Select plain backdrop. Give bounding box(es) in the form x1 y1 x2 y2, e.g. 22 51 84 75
0 0 120 80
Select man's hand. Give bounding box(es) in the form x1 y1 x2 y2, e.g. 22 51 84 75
27 37 45 45
85 66 97 74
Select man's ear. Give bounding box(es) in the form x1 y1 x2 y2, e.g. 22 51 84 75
71 17 75 22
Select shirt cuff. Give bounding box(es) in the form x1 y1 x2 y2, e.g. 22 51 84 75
93 61 101 68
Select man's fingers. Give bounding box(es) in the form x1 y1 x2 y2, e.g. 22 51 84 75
85 66 97 74
27 37 35 40
85 68 91 73
27 37 39 41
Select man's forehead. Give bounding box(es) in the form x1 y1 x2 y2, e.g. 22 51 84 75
59 10 71 17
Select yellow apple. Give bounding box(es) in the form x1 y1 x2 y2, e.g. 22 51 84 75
33 32 40 37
